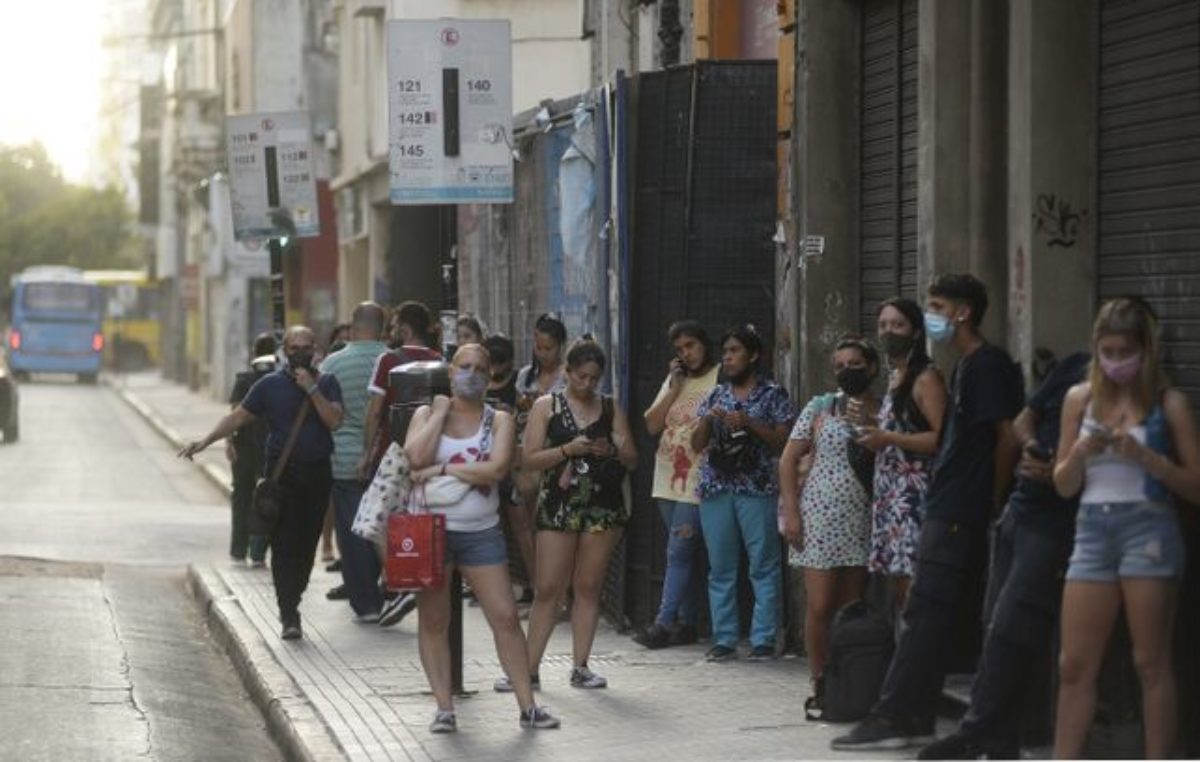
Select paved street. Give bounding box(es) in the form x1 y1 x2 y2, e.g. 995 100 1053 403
0 379 279 761
96 372 936 761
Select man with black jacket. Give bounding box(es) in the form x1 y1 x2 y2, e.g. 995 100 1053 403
918 352 1091 759
181 326 344 640
227 333 277 567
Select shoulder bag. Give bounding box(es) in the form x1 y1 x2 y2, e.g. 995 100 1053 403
250 399 312 535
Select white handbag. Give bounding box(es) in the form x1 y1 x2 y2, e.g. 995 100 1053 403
351 442 413 542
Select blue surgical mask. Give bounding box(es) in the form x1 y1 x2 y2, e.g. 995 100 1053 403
924 312 954 343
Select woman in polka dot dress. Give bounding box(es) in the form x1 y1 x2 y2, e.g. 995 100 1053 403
779 337 880 720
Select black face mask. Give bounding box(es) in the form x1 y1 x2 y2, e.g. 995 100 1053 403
880 332 917 358
836 367 873 396
287 350 315 371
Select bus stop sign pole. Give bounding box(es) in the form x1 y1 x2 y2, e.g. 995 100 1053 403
264 146 287 335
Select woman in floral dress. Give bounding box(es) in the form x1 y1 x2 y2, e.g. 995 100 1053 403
856 298 947 613
780 337 880 719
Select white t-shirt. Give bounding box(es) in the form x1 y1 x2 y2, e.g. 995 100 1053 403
651 366 719 503
433 410 501 532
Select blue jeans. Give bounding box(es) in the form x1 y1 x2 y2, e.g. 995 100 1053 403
699 491 782 649
331 478 384 616
655 500 705 627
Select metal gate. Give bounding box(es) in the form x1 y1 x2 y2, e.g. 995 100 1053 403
1097 0 1200 408
859 0 919 333
624 61 778 630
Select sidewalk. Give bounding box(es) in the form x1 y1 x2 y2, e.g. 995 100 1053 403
115 371 928 761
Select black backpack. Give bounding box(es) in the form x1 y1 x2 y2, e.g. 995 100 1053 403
822 600 895 722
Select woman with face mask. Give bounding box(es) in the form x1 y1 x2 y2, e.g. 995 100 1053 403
402 344 561 734
1051 298 1200 759
779 337 880 719
857 298 947 614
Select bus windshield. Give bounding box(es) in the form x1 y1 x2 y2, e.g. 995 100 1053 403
21 282 98 314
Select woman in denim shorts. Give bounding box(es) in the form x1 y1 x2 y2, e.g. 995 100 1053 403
1052 298 1200 758
404 344 560 734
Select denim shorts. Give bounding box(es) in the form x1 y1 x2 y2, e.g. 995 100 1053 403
445 523 508 567
1066 501 1185 582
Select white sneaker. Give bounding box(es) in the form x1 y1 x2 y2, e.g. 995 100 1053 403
429 710 457 734
569 665 607 689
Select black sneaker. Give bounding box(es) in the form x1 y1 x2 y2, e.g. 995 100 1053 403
746 644 775 661
326 584 348 601
379 592 416 627
705 644 738 662
917 731 986 760
325 559 342 573
281 623 303 640
831 714 911 751
519 705 561 730
632 623 672 649
669 623 698 646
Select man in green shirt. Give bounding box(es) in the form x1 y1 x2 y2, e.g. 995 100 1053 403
320 302 390 622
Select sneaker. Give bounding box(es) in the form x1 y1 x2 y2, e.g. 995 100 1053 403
746 644 775 661
632 623 672 650
379 592 416 627
354 611 381 624
917 731 986 760
326 584 348 601
669 623 698 646
804 676 825 722
325 559 342 573
429 710 457 734
230 555 246 566
516 587 535 605
281 623 303 641
519 705 561 730
249 559 267 569
831 714 913 751
705 644 738 662
569 665 608 689
494 673 540 693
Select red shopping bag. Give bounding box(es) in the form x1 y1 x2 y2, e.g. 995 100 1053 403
385 510 447 591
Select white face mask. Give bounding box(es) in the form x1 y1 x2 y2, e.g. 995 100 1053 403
451 368 488 400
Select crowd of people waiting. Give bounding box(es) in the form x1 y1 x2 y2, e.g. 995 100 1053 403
178 272 1200 756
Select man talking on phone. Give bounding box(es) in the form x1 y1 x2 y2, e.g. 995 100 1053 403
918 351 1091 759
180 326 344 640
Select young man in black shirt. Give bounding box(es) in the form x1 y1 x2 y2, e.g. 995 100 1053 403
918 352 1090 759
833 274 1024 751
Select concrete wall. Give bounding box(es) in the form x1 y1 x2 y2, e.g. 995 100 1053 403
1008 0 1097 376
792 0 861 403
917 0 1009 353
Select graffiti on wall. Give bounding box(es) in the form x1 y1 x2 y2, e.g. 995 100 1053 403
1033 194 1086 248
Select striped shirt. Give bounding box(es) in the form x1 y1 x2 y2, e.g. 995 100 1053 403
319 340 389 480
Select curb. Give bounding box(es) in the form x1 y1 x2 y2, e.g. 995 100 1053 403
187 564 346 762
107 378 233 498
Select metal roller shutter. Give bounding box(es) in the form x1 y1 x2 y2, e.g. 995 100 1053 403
859 0 919 333
1098 0 1200 407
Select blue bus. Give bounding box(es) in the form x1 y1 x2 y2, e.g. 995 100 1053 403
6 266 104 382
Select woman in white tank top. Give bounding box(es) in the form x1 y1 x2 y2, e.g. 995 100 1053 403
1052 298 1200 758
403 344 560 733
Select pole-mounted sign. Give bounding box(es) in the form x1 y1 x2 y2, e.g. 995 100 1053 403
387 19 513 205
225 111 320 333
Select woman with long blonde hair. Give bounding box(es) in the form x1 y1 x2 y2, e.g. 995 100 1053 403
1052 297 1200 758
